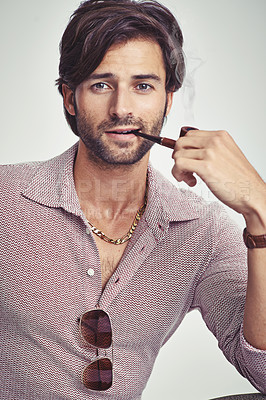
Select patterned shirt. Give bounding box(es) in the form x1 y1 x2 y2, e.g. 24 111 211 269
0 143 265 399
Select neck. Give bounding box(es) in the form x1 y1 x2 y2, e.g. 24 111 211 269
74 140 149 221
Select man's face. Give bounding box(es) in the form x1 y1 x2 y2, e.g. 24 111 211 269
64 38 173 166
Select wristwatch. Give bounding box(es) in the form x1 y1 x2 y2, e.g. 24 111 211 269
243 228 266 248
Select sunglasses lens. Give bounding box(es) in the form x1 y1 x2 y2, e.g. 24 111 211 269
80 309 112 348
83 358 112 391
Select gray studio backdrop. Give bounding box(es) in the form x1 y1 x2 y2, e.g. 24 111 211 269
1 1 265 399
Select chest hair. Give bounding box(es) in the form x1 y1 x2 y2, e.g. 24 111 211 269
96 238 128 289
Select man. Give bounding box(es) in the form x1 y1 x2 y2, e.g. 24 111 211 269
0 0 265 399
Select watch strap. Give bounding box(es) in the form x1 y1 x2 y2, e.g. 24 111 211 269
243 228 266 249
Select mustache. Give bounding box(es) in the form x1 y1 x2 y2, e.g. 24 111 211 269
98 116 145 131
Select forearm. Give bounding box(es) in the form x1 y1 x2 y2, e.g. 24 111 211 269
171 128 266 349
243 208 266 350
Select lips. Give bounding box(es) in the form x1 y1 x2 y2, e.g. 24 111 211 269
105 128 140 135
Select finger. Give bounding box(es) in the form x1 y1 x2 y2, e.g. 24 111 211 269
179 126 198 137
171 169 197 187
184 129 222 138
174 130 232 154
172 156 210 183
172 148 206 161
183 173 197 187
171 164 197 187
174 135 210 152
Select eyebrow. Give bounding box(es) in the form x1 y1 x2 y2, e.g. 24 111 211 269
132 74 162 83
88 72 162 83
88 73 115 80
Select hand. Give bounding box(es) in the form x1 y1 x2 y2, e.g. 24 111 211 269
171 129 266 228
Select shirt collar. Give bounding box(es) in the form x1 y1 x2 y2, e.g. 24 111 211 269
21 143 83 216
144 165 200 240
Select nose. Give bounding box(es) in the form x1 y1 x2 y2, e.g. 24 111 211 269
109 88 133 119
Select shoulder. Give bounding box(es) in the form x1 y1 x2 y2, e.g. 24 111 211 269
148 164 243 250
0 161 43 194
0 144 78 197
148 164 224 221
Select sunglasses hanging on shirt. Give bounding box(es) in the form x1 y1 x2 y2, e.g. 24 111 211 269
79 309 113 391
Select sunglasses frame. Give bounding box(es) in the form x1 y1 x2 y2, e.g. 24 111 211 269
79 308 113 391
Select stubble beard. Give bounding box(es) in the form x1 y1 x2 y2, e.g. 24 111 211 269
75 110 166 168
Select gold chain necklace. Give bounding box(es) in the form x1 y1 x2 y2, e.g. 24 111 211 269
87 186 148 245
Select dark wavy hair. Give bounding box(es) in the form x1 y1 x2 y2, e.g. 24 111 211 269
56 0 185 136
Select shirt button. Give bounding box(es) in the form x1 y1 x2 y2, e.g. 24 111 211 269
87 268 95 277
86 228 91 235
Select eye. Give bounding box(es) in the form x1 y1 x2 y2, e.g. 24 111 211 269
91 82 110 91
136 83 153 92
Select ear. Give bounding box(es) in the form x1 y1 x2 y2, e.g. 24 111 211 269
165 91 174 117
62 84 76 116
